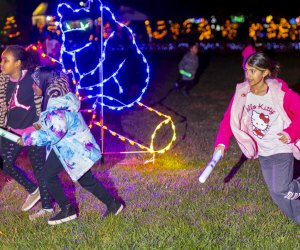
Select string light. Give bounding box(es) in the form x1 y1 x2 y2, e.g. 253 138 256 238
56 0 176 160
25 44 62 65
57 0 150 111
94 102 176 154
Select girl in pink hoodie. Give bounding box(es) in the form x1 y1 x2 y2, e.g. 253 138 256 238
214 52 300 224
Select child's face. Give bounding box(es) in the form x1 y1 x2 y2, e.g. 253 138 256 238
190 45 198 55
244 63 269 87
0 50 21 76
32 83 43 96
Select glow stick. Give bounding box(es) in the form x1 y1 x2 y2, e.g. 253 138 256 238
179 69 192 78
199 150 222 183
0 128 20 143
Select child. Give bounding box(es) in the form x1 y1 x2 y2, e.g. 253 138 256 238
233 45 288 181
18 67 123 225
213 52 300 224
0 45 53 218
174 44 199 96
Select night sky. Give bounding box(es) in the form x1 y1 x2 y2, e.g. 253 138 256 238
103 0 298 20
2 0 298 21
0 0 300 25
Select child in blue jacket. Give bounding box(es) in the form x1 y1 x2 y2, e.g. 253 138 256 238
18 67 123 225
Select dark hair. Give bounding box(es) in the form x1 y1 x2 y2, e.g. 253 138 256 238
246 52 280 79
4 45 40 71
32 66 58 94
32 66 71 110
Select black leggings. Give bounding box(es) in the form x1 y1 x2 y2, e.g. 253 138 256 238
43 150 114 208
1 137 52 209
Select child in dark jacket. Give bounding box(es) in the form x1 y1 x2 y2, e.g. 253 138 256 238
174 44 199 96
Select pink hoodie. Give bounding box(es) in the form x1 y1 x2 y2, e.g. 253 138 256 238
214 78 300 159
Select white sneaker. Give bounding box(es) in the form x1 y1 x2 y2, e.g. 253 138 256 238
21 188 41 211
29 208 54 221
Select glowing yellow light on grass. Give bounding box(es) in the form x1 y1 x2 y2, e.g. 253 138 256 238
94 102 176 157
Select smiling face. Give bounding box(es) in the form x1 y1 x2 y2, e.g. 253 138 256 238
0 50 21 76
244 63 269 88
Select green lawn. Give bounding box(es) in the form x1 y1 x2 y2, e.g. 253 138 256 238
1 51 300 249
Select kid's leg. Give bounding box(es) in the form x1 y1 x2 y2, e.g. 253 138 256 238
259 153 300 224
174 75 183 90
183 79 195 95
1 137 39 211
43 150 77 225
27 146 54 220
77 170 123 218
27 146 52 210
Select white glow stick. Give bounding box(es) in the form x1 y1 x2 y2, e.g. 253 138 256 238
199 150 222 183
0 128 20 143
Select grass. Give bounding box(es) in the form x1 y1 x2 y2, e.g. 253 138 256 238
1 50 300 249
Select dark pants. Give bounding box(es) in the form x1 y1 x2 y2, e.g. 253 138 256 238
175 75 195 94
1 137 52 209
259 153 300 224
43 150 114 208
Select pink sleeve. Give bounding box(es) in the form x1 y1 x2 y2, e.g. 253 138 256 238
276 78 289 91
283 89 300 142
214 95 234 149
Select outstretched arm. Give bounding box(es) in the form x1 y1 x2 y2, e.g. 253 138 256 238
214 95 235 151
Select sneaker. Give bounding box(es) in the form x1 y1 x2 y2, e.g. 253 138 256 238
48 204 77 225
29 208 54 221
21 188 41 211
102 199 124 219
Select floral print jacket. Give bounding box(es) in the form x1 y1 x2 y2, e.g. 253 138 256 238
22 92 101 181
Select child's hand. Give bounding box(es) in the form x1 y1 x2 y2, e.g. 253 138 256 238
214 144 225 157
17 138 25 147
278 132 290 144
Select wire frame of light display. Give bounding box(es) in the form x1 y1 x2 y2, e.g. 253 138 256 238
55 0 176 162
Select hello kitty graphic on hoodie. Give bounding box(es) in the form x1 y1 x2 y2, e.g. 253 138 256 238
244 89 293 156
251 110 270 139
